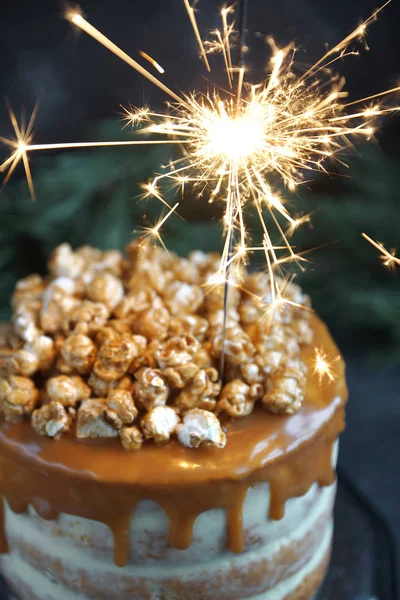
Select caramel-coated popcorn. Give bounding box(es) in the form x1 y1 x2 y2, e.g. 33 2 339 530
262 358 308 414
175 368 221 412
31 401 72 439
163 281 204 315
154 335 199 369
134 367 170 410
2 242 314 448
87 372 133 398
67 300 109 335
76 399 118 438
94 336 137 381
47 375 91 407
217 379 263 417
176 408 226 448
141 405 180 444
105 389 138 429
0 375 40 423
86 273 124 310
119 425 143 451
62 333 97 374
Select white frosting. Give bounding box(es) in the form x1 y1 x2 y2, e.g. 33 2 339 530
0 482 335 599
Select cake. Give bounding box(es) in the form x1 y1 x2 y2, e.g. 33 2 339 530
0 242 347 600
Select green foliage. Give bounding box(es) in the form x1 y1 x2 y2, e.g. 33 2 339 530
0 120 399 359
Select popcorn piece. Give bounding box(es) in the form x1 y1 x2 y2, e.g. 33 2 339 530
88 372 133 398
262 358 307 414
134 367 170 410
95 249 124 277
76 399 118 438
13 306 41 343
154 335 199 369
175 368 221 412
105 389 138 429
169 315 209 341
93 336 137 381
192 346 213 369
0 348 39 377
25 335 56 373
210 325 255 365
239 298 262 325
132 306 170 340
0 376 40 423
12 274 45 310
40 277 78 333
241 362 264 385
114 287 163 319
188 251 220 277
31 401 72 439
207 308 240 329
95 319 134 346
217 379 263 417
119 425 144 451
48 243 86 279
47 375 91 407
67 300 109 335
171 257 199 284
253 323 299 358
141 406 180 444
62 334 97 374
163 363 199 389
163 281 204 315
176 408 226 448
290 318 313 345
86 273 124 311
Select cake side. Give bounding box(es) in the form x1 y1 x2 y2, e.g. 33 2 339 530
0 481 335 600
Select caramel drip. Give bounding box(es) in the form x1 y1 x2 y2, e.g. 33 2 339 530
109 512 134 567
227 485 247 553
0 316 348 565
169 510 197 550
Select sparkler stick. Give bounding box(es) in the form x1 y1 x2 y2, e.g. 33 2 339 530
219 0 249 381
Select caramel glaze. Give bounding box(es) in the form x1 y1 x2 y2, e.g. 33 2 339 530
0 316 347 567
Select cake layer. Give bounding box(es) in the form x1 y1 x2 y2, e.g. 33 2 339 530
0 483 335 600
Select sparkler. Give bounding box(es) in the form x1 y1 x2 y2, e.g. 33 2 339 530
313 348 339 384
362 233 400 269
1 0 399 375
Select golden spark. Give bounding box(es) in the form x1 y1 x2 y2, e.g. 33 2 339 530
313 348 339 384
1 1 399 301
362 233 400 269
138 51 165 74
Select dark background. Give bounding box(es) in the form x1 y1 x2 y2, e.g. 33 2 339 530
0 0 399 577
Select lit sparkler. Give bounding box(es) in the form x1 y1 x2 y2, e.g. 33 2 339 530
1 0 399 305
313 348 339 384
362 232 400 269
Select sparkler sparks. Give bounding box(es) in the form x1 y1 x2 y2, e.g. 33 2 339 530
313 348 339 384
362 233 400 269
1 1 399 308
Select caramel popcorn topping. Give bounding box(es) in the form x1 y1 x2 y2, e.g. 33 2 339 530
0 242 314 448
